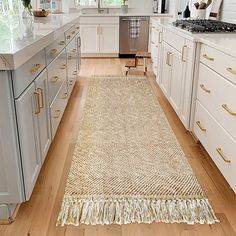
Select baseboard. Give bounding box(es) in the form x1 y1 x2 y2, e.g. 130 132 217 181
0 204 20 225
81 53 119 58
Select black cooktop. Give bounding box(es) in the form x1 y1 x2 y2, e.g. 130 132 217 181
172 19 236 33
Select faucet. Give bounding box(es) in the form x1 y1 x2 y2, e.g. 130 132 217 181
98 0 109 14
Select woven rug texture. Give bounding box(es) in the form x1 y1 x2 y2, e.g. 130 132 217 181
57 76 218 226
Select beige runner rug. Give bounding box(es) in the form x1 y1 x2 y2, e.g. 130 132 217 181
57 76 218 226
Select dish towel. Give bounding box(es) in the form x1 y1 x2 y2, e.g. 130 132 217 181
129 18 140 39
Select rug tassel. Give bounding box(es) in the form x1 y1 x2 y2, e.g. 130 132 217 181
57 197 219 226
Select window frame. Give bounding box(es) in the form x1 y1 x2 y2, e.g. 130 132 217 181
78 0 122 9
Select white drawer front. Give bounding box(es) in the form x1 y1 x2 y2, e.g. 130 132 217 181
200 44 236 86
80 16 119 24
46 34 65 65
194 101 236 193
65 26 76 45
162 28 185 53
47 50 67 104
12 50 46 98
197 63 236 140
50 80 68 139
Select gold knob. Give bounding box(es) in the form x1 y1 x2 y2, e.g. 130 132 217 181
31 64 42 73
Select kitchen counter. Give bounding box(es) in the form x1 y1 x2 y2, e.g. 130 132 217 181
152 18 236 58
0 14 79 70
80 13 172 17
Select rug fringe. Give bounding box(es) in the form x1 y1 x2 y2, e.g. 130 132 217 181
57 197 219 226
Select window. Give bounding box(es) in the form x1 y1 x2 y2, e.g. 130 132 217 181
0 0 21 15
78 0 122 7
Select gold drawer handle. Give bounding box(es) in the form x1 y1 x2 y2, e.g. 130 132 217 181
66 35 72 39
62 92 68 99
216 148 231 163
202 54 214 61
58 41 65 46
226 67 236 76
73 71 77 76
151 41 155 45
60 64 67 69
51 76 59 83
53 110 61 119
76 26 80 30
72 49 77 53
31 64 42 73
200 84 211 93
37 88 44 109
68 79 74 86
50 49 58 55
68 56 73 60
196 121 207 132
71 31 76 34
222 104 236 116
34 92 41 114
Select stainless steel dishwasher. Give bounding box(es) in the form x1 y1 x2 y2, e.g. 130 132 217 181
119 16 150 56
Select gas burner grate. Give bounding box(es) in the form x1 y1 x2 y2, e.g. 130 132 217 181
172 19 236 33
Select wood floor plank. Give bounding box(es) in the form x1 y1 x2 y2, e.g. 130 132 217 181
0 58 236 236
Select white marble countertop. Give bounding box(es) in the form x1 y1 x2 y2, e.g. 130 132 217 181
152 18 236 58
80 13 172 17
0 14 79 70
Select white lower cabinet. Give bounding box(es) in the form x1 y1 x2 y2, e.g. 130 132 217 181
99 24 119 53
80 24 100 54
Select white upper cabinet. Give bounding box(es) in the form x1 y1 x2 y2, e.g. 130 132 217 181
99 24 119 53
80 24 100 54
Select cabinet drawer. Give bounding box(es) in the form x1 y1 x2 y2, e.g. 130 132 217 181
200 44 236 86
197 63 236 140
47 50 67 104
65 25 76 45
80 16 119 24
162 28 185 52
151 20 162 32
50 79 68 139
194 101 236 192
75 22 80 35
46 34 66 65
12 50 46 98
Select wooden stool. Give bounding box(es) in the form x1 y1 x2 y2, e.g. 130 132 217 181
135 51 151 75
125 59 137 76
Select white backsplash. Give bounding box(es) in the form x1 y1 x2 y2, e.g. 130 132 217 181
220 0 236 23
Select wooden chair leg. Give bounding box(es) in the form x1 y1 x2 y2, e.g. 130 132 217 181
126 68 129 76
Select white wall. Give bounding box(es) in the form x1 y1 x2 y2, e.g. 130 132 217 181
220 0 236 23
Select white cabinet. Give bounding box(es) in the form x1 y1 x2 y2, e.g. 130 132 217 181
99 24 119 53
159 29 195 130
80 24 100 54
35 71 51 163
15 82 41 200
80 17 119 56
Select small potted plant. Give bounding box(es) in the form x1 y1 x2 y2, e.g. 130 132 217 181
21 0 34 37
121 0 128 14
22 0 33 16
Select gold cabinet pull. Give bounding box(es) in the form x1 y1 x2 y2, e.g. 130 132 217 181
53 110 61 119
202 54 214 61
76 26 80 30
62 92 68 99
58 41 65 46
30 64 42 73
51 76 59 83
216 148 231 163
71 31 76 35
72 48 77 53
158 32 162 43
200 84 211 93
166 52 170 66
68 79 74 86
73 70 77 76
68 56 73 60
222 104 236 116
226 67 236 76
34 92 41 114
66 35 72 39
37 88 44 109
60 64 67 69
50 49 58 55
196 121 207 132
182 45 187 62
151 41 155 45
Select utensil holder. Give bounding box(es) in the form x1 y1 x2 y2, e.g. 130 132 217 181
197 9 206 19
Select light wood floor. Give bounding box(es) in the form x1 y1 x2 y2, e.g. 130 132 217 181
1 58 236 236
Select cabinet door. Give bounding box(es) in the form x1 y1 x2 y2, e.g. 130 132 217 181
169 47 184 116
15 83 41 200
100 24 119 53
160 42 172 97
80 24 99 54
35 71 51 163
66 37 78 97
